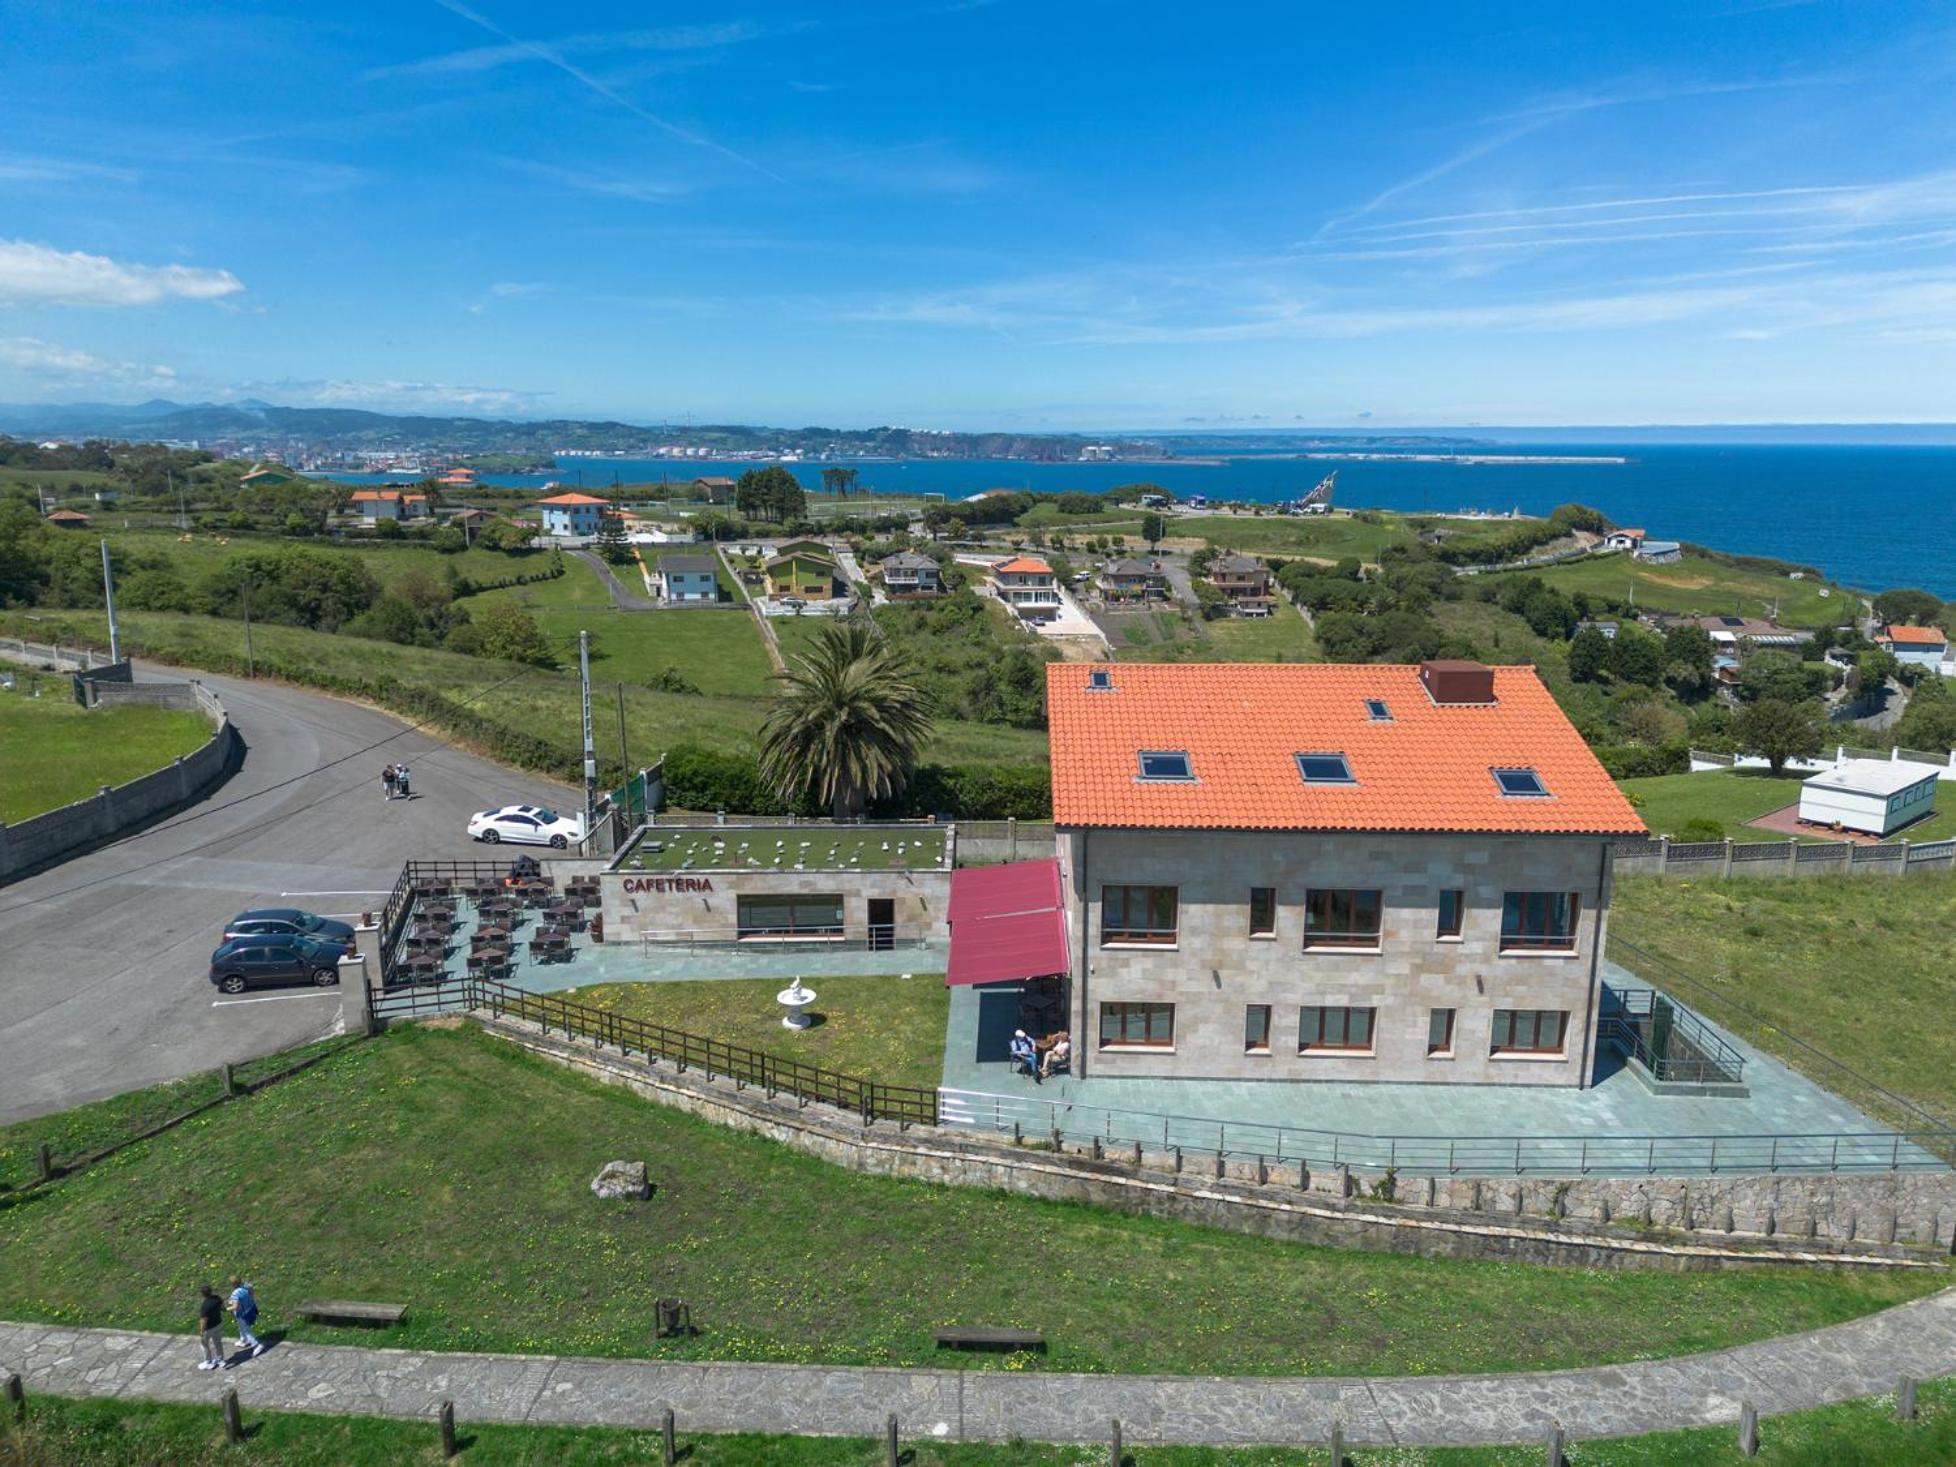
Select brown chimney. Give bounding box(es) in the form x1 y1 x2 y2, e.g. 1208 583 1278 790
1420 659 1496 706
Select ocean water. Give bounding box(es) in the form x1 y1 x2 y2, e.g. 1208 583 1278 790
330 442 1956 596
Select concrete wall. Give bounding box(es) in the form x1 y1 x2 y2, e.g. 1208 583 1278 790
1614 835 1956 878
1060 827 1613 1086
0 680 234 884
477 1013 1956 1269
602 865 952 944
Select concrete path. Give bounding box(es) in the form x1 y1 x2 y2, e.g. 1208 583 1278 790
0 665 573 1122
5 1291 1953 1447
569 549 657 610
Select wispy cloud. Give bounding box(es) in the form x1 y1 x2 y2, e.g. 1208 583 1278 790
369 19 798 80
497 156 691 204
237 377 547 415
465 280 553 314
0 154 139 186
0 241 244 307
0 335 178 388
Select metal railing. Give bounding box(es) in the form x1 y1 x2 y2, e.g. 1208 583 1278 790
935 1088 1954 1177
1599 987 1747 1086
637 929 938 957
467 974 939 1128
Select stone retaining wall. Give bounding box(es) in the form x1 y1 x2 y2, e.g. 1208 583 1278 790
0 679 234 883
474 1013 1956 1271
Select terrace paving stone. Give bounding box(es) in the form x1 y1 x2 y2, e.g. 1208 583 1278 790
5 1294 1956 1446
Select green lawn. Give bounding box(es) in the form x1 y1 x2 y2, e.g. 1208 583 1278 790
1610 874 1956 1127
0 609 1047 777
575 974 949 1092
1114 597 1323 664
0 691 213 822
1618 768 1956 844
619 824 947 873
0 1024 1933 1378
1482 550 1854 630
101 527 553 592
11 1380 1956 1465
537 606 777 696
1170 512 1410 562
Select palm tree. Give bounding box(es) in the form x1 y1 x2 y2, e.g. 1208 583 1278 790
759 620 934 821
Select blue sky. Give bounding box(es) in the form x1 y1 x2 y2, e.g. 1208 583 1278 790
2 1 1954 428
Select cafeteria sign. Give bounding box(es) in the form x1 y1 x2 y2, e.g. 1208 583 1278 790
622 876 714 895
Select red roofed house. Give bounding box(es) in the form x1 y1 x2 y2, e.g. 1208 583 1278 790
1602 528 1646 552
45 508 90 528
1044 659 1645 1087
536 491 611 537
1878 623 1950 672
349 488 412 521
991 555 1061 620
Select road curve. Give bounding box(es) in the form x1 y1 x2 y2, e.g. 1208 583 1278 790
0 664 573 1123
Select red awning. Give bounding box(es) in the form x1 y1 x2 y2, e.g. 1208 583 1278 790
945 858 1070 987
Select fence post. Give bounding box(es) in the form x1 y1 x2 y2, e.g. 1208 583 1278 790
1545 1423 1565 1466
662 1407 677 1465
1720 838 1733 877
1109 1417 1122 1467
220 1062 237 1097
1328 1421 1343 1467
34 1143 53 1183
222 1388 243 1444
439 1398 458 1458
1737 1400 1758 1457
886 1412 900 1467
1898 1375 1918 1421
1786 837 1798 873
5 1372 22 1425
1658 834 1671 874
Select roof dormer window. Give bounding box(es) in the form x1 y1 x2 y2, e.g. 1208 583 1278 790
1295 752 1356 785
1364 698 1392 721
1137 750 1194 782
1493 767 1550 797
1088 668 1114 692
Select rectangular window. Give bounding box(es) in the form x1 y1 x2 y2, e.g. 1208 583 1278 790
1427 1008 1456 1056
1437 889 1465 940
1295 752 1356 784
1493 767 1550 797
736 894 845 939
1500 891 1581 953
1365 698 1392 721
1137 750 1195 781
1099 1002 1175 1049
1299 1005 1375 1052
1248 886 1277 938
1101 885 1179 945
1491 1009 1567 1055
1245 1004 1272 1053
1303 888 1383 949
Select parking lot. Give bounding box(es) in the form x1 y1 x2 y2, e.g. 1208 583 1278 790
0 666 574 1122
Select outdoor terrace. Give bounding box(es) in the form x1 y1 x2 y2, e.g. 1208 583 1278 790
614 823 950 873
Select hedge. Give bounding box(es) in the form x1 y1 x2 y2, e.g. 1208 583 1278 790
1593 741 1691 779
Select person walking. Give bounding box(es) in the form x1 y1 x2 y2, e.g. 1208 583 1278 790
225 1276 264 1361
381 764 397 800
195 1283 225 1370
395 762 412 800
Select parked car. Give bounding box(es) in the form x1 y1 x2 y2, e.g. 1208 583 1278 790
209 934 347 995
223 907 355 944
467 803 584 848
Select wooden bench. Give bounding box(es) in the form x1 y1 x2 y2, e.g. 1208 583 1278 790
296 1300 408 1327
933 1326 1045 1353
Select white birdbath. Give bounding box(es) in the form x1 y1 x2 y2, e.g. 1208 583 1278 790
777 979 817 1030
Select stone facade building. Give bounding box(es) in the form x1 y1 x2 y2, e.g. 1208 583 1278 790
1045 660 1644 1086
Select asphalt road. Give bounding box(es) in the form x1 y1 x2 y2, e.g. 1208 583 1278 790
0 665 574 1122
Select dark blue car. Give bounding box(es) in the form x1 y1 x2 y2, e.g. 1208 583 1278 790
223 907 356 944
209 934 347 995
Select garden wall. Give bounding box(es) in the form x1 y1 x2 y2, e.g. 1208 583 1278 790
0 679 234 883
474 1012 1956 1272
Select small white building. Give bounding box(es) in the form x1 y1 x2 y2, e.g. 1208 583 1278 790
657 553 720 603
1798 754 1941 837
1878 624 1949 671
1602 528 1645 552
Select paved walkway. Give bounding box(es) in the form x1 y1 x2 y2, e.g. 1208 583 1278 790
6 1293 1954 1447
570 549 657 610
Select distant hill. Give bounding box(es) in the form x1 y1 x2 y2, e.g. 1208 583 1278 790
0 400 1155 463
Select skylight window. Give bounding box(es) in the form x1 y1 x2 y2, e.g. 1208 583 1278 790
1137 750 1194 782
1493 767 1551 798
1088 668 1114 691
1295 752 1356 785
1364 698 1392 721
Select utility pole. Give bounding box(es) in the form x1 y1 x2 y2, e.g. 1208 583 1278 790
100 539 121 663
616 682 630 817
579 630 597 840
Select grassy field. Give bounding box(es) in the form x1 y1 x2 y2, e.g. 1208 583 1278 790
621 824 947 872
0 690 213 822
1610 874 1956 1127
0 610 1046 776
1167 512 1410 562
101 527 551 590
1619 768 1956 843
575 974 949 1092
1482 550 1854 629
0 465 120 492
1198 595 1322 660
0 1024 1934 1378
10 1380 1956 1466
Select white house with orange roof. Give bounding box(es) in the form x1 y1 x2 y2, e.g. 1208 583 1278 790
1878 623 1950 673
348 488 426 521
1601 527 1646 552
990 554 1061 619
1041 659 1645 1086
536 491 610 538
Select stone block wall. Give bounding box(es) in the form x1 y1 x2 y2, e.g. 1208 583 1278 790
475 1012 1956 1270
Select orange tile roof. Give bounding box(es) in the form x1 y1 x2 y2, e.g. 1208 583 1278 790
537 492 610 506
1046 661 1645 835
349 489 400 502
993 556 1053 575
1882 624 1947 645
1614 527 1645 537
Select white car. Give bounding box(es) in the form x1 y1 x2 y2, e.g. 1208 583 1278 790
467 804 584 849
